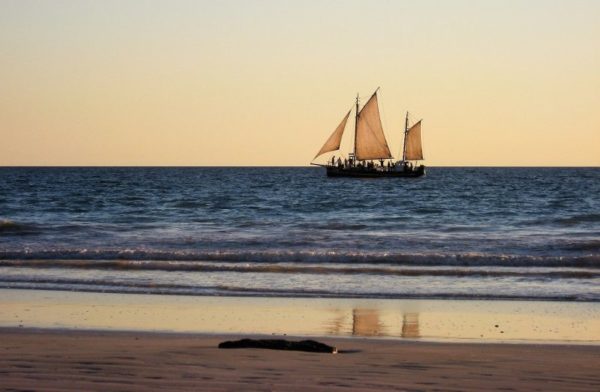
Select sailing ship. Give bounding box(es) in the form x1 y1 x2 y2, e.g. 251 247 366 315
312 89 425 178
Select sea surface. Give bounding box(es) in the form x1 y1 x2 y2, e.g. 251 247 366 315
0 167 599 301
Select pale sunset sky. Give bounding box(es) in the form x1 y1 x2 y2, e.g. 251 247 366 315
1 0 599 166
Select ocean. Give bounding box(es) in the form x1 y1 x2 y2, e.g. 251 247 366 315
0 167 599 301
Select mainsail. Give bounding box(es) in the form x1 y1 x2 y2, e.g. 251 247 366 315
314 109 351 159
355 92 393 160
404 120 423 160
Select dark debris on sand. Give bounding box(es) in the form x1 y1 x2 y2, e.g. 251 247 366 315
218 339 337 354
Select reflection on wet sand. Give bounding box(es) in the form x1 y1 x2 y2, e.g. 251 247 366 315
327 308 420 339
1 289 598 344
325 310 347 335
348 310 419 338
352 309 385 336
402 313 420 338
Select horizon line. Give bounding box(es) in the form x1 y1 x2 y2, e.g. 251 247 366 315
1 165 599 169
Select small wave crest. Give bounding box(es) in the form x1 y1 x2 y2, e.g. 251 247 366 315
0 278 594 302
0 259 597 278
0 220 39 235
555 213 600 226
0 248 598 268
296 222 369 231
559 240 600 252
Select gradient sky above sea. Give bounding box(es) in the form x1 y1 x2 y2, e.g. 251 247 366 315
1 0 599 166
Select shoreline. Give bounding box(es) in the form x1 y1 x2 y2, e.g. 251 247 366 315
2 289 599 390
2 328 599 391
3 283 599 303
1 288 599 345
2 326 598 347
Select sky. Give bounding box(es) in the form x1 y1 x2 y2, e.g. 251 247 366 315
1 0 599 166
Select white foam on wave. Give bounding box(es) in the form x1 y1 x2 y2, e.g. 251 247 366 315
0 248 598 267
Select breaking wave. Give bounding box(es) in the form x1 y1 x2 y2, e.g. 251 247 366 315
555 213 600 226
0 220 39 235
0 277 596 302
0 249 598 267
0 259 598 278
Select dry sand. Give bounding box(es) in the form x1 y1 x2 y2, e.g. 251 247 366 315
1 328 599 391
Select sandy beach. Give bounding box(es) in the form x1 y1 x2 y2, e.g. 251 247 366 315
1 328 599 391
1 289 599 390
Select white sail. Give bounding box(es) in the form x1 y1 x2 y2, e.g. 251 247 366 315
355 92 393 160
404 120 423 160
314 110 351 159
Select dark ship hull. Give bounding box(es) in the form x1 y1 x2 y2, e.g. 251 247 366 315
326 165 425 178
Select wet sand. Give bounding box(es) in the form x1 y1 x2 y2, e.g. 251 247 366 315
2 328 599 391
2 289 599 343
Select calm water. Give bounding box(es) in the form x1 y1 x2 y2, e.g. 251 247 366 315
0 167 599 301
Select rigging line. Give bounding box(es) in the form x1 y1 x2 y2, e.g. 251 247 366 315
398 111 407 160
377 88 393 159
339 103 356 159
378 88 388 135
312 104 355 163
340 103 355 148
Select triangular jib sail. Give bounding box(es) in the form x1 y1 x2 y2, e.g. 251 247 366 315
404 120 423 160
314 109 351 159
355 92 393 161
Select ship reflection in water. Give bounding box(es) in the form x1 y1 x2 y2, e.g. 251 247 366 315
328 308 420 339
352 309 385 337
401 313 420 339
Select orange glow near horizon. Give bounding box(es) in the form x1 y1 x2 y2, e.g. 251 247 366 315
1 1 599 166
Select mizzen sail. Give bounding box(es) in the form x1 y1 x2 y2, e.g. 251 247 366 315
404 120 423 160
355 92 393 160
314 110 351 159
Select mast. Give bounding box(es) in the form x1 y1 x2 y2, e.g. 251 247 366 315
353 93 359 164
354 88 392 162
402 111 409 162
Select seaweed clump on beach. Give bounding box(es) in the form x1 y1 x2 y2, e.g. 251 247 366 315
218 339 337 354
